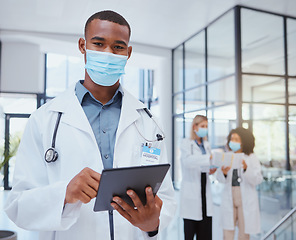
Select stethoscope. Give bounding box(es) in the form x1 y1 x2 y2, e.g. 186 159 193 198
44 108 164 163
44 112 62 163
134 108 165 142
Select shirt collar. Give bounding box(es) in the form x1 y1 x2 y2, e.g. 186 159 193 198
75 80 123 105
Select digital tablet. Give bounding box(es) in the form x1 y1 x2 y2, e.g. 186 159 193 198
93 164 170 211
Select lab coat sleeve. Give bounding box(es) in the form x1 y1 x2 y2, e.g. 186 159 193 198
242 154 263 187
4 113 81 231
158 141 176 232
142 138 176 239
180 139 210 168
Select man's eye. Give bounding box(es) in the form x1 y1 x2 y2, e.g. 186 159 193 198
114 46 124 49
94 42 103 46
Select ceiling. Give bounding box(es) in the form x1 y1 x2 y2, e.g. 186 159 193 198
0 0 295 49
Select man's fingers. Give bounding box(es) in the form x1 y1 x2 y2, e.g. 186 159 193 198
111 202 133 223
112 196 134 215
127 190 144 212
145 187 155 207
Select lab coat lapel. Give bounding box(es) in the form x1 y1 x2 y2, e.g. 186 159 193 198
115 89 145 143
48 86 94 136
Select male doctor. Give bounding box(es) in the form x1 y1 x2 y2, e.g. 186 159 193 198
5 10 176 240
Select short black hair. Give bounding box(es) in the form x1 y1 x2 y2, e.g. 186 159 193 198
84 10 131 37
227 127 255 155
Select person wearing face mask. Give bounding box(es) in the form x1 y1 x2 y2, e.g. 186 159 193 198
216 127 263 240
4 10 176 240
179 115 217 240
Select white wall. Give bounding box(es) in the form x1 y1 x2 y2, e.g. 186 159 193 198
0 41 44 93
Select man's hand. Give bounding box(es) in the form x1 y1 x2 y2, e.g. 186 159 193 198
111 187 162 232
64 167 101 205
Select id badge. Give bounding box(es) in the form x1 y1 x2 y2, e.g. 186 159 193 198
141 145 161 165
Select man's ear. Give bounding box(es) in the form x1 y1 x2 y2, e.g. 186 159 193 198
127 46 132 60
78 38 86 54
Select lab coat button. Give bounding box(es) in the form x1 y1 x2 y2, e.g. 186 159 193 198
102 130 106 133
104 154 109 159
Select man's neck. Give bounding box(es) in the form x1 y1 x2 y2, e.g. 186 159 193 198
83 76 120 105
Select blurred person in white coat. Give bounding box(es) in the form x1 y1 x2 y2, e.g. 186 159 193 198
4 10 176 240
179 115 217 240
216 127 263 240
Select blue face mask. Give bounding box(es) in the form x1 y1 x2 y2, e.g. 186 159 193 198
85 49 128 86
229 141 241 152
195 128 208 138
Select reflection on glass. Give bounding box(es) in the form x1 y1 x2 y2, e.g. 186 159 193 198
241 9 284 75
173 117 184 188
289 79 296 104
208 10 235 82
184 31 205 89
288 19 296 76
46 53 84 97
173 45 183 93
243 104 286 166
207 105 236 147
0 94 37 114
290 106 296 169
208 76 235 107
173 93 184 114
184 86 206 112
243 75 285 104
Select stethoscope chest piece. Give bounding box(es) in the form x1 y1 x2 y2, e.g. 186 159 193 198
45 147 58 163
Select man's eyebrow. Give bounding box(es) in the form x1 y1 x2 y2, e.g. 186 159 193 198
115 40 127 46
91 36 105 41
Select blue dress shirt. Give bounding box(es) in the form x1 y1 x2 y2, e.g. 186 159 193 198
75 80 123 169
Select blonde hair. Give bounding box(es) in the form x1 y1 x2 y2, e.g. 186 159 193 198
190 115 208 140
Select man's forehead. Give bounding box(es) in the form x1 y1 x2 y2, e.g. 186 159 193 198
86 19 130 38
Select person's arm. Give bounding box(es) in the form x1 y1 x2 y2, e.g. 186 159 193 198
180 139 210 168
242 154 263 186
4 112 89 231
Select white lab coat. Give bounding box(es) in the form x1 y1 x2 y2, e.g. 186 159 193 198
216 153 263 234
179 138 213 221
4 84 176 240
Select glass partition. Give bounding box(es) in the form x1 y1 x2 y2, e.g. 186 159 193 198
241 9 285 75
208 76 236 107
208 105 237 148
173 45 183 93
208 10 235 82
290 106 296 170
184 31 205 89
242 75 286 104
172 5 296 238
287 19 296 76
289 79 296 104
184 86 206 112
